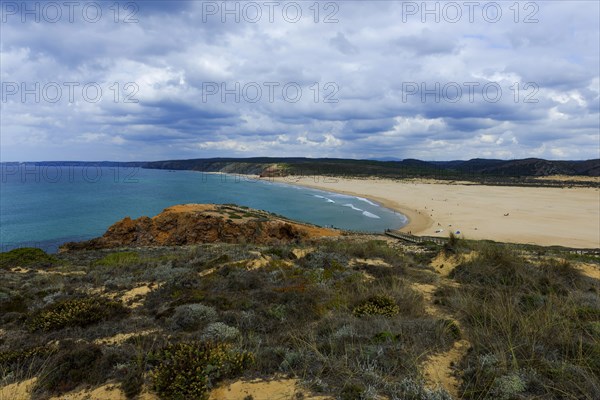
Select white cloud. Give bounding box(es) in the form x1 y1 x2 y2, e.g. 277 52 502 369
0 1 598 161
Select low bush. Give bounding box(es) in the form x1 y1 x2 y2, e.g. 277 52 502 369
119 361 145 399
201 322 240 342
34 342 104 395
0 247 58 268
0 345 56 375
27 296 128 332
450 244 529 287
169 303 217 331
353 295 400 318
442 232 463 254
95 251 140 267
0 293 28 314
151 341 254 400
321 240 404 264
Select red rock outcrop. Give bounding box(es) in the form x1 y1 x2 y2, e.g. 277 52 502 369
60 204 339 251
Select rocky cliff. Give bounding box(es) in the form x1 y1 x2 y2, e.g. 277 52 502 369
59 204 339 251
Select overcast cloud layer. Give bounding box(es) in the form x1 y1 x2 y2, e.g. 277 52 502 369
1 0 599 161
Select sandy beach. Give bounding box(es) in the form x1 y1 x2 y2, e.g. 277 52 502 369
271 176 600 249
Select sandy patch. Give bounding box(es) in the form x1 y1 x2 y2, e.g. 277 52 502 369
574 262 600 281
0 378 36 400
47 383 125 400
120 284 152 308
199 267 217 277
423 339 470 399
411 283 440 317
291 247 313 259
349 258 392 268
136 390 159 400
349 258 392 282
272 177 600 248
94 329 157 346
248 254 272 270
9 267 86 276
208 378 333 400
411 254 470 397
430 251 475 277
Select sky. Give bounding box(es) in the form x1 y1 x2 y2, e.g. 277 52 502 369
1 0 599 161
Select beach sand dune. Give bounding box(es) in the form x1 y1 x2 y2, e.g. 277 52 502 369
273 177 600 249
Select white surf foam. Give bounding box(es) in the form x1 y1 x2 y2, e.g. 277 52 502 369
362 211 381 219
343 203 363 212
314 194 335 203
356 197 379 207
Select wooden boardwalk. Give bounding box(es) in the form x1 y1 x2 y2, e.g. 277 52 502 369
384 230 446 245
384 229 600 256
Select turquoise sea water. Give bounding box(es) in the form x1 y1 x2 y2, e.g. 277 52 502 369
0 166 407 252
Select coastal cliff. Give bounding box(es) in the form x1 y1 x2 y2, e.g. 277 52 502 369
59 204 339 251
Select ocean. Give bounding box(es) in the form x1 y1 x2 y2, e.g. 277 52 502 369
0 166 407 252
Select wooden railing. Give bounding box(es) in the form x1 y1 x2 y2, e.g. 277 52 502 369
384 230 446 245
384 229 600 256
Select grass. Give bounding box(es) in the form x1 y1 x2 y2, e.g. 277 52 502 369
0 239 597 399
439 241 600 399
95 251 141 267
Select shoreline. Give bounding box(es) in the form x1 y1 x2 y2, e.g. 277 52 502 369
266 177 432 234
268 176 600 249
201 171 421 230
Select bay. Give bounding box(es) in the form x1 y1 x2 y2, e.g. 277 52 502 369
0 166 407 252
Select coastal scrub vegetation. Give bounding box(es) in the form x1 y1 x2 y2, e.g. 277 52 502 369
0 247 59 269
0 236 598 399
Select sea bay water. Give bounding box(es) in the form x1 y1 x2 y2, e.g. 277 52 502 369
0 166 407 252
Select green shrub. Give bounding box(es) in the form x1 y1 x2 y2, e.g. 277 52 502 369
322 240 402 264
0 293 28 313
95 251 140 267
443 232 463 254
201 322 240 342
340 382 365 400
119 362 145 399
0 345 56 374
353 295 400 318
490 373 527 400
35 342 103 395
27 296 128 332
372 331 397 343
151 341 254 400
169 303 217 331
437 318 462 340
0 247 58 268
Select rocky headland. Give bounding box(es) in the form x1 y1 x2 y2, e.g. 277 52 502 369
59 204 340 251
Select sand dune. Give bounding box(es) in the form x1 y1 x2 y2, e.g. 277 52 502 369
273 177 600 249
